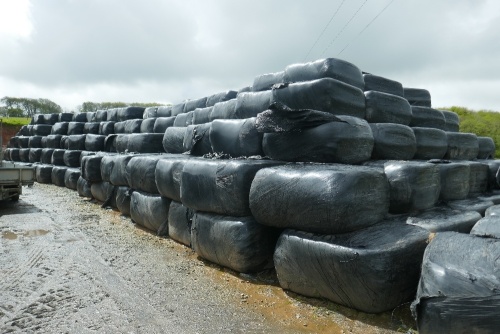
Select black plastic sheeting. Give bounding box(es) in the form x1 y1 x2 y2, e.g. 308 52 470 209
67 122 85 135
181 159 283 217
19 149 30 162
153 117 175 133
465 161 489 196
117 107 145 121
163 127 187 153
406 206 481 233
63 150 82 167
447 198 494 216
364 91 412 125
43 135 63 148
59 113 74 122
250 164 389 234
90 181 117 207
155 156 195 202
51 166 68 187
441 110 460 132
40 149 54 164
485 204 500 217
114 122 125 134
140 118 156 133
130 191 170 235
168 201 193 246
403 87 431 107
32 124 53 136
429 160 470 201
94 110 108 122
51 149 66 166
83 122 100 134
171 103 185 117
16 136 29 148
191 212 280 273
477 137 495 159
470 216 500 238
157 106 173 117
29 148 42 163
192 107 213 125
412 232 500 333
77 176 92 198
126 134 164 153
362 73 404 96
262 115 373 164
206 90 238 107
183 124 213 156
283 58 364 90
209 99 237 121
28 137 43 150
81 155 104 182
122 119 142 133
84 134 106 152
115 186 132 216
274 220 430 313
51 122 68 135
369 123 416 160
233 91 273 119
410 107 446 130
8 149 19 161
412 127 448 160
101 154 135 186
35 165 53 184
210 118 263 157
444 132 479 160
64 168 81 190
99 122 116 135
73 113 88 122
65 134 87 150
252 71 285 92
106 109 118 122
113 134 129 153
125 155 165 194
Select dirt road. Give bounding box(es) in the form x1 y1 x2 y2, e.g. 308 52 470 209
0 184 415 333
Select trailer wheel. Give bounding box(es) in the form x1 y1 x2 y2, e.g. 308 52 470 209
11 195 19 202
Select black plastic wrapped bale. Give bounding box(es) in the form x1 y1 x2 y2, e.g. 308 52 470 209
210 118 263 157
464 161 489 196
191 212 279 273
19 149 30 162
115 186 132 216
485 204 500 218
40 149 54 164
81 155 104 182
191 107 213 125
28 136 43 149
84 134 106 152
130 191 170 235
471 216 500 238
79 151 96 165
51 166 68 187
209 99 237 121
117 107 144 121
406 206 481 233
364 91 412 125
63 150 82 167
403 87 431 107
184 111 194 126
181 159 283 217
362 73 404 96
91 181 117 208
182 124 213 156
67 122 86 135
126 155 166 194
153 106 171 117
140 118 156 133
86 112 96 123
59 113 74 122
262 116 373 164
252 71 285 92
3 148 11 161
99 121 115 136
447 198 493 216
31 114 45 124
274 221 430 314
206 90 237 107
126 133 164 153
283 58 364 89
106 108 118 122
477 137 495 159
43 134 63 148
155 156 195 202
102 154 135 186
171 103 185 117
50 149 65 166
66 134 86 150
114 134 129 153
9 149 20 162
369 123 416 160
83 122 100 134
168 201 193 246
51 122 68 135
76 176 92 197
153 117 175 133
28 148 42 163
123 119 142 133
16 126 30 136
64 168 81 190
412 232 500 334
17 136 30 148
237 86 252 94
94 110 107 122
32 124 52 136
410 106 446 130
143 107 158 118
35 165 53 184
163 127 187 153
233 91 273 119
429 160 470 201
441 110 460 132
183 97 207 113
72 113 88 122
444 132 478 160
478 191 500 205
273 78 366 119
412 127 448 159
45 113 60 125
173 113 189 127
8 137 18 148
250 164 389 234
477 159 500 190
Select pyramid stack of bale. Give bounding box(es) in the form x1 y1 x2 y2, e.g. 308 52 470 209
4 58 499 330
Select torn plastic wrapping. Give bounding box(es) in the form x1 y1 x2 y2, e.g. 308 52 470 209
77 176 92 198
364 91 412 125
191 212 280 273
181 159 283 216
274 220 430 313
412 127 447 159
115 186 132 216
210 118 263 157
183 123 213 156
130 191 170 235
249 164 389 234
64 168 81 190
51 166 68 187
412 232 500 334
369 123 416 160
168 201 193 247
63 150 82 167
362 73 404 96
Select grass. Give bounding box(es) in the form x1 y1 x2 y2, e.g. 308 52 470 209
0 117 31 126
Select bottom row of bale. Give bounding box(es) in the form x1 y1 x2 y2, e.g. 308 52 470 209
26 153 500 333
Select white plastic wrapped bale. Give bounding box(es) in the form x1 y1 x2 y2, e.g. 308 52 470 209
364 91 412 125
130 191 170 236
249 164 390 234
274 220 431 313
369 123 416 160
191 212 280 273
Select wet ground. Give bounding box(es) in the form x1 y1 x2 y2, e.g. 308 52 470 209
0 184 416 333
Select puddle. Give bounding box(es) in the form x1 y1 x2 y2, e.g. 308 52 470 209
1 230 49 240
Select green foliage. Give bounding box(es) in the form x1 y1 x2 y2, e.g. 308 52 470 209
441 106 500 158
77 101 167 112
0 117 31 126
0 96 62 117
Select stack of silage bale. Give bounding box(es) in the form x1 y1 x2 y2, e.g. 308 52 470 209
5 57 500 329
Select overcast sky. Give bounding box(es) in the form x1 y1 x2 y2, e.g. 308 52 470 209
0 0 499 111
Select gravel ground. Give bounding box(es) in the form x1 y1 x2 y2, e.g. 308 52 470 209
0 183 416 333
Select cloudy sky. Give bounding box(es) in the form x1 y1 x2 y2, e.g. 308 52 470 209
0 0 499 111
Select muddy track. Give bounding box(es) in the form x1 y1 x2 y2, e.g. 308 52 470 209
0 184 415 333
